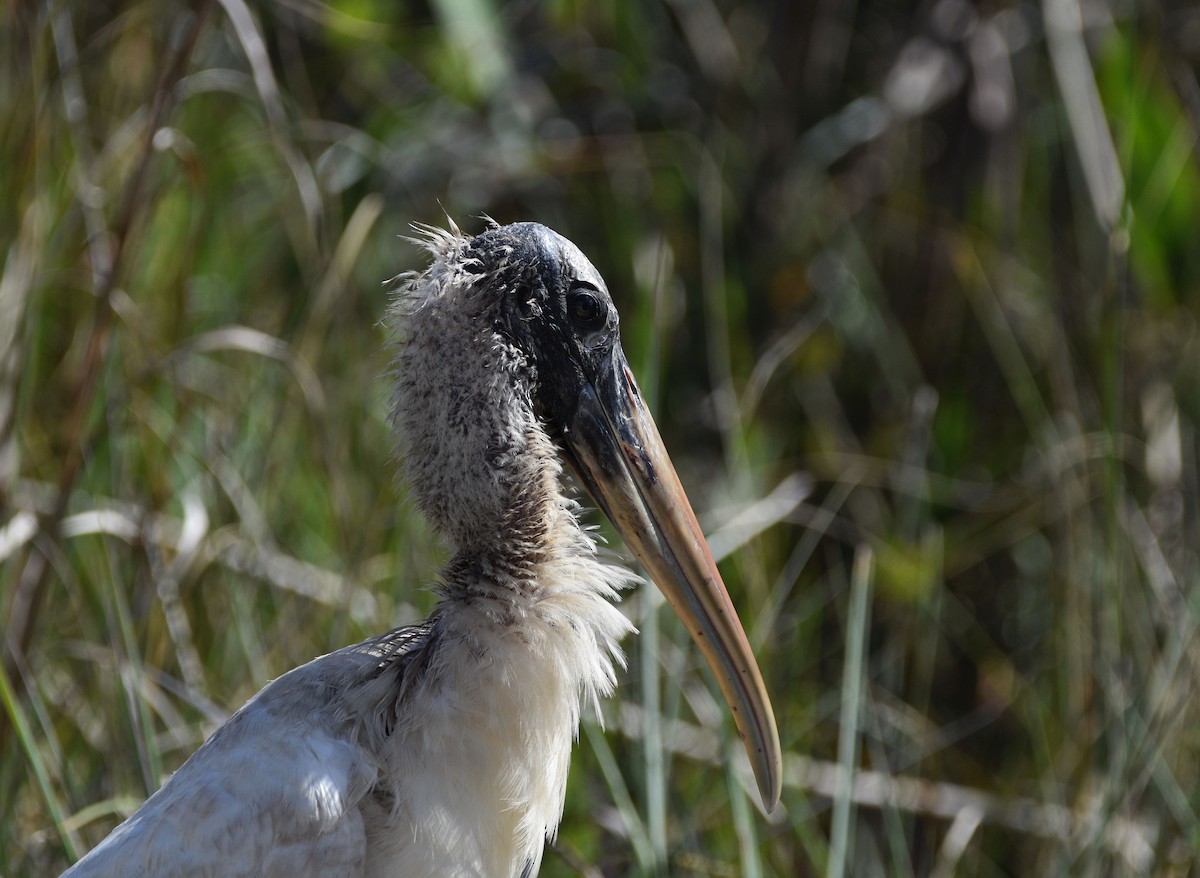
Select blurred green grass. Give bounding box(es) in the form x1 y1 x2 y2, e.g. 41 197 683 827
3 1 1200 875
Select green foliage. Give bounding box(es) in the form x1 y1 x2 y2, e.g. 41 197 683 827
3 1 1199 875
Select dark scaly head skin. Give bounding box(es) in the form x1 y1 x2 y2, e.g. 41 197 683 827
461 222 620 437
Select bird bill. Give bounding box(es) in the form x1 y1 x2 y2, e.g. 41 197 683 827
560 348 783 811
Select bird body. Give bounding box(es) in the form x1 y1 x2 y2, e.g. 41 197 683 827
62 221 780 877
69 570 629 877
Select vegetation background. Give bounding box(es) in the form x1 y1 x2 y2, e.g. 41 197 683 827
3 0 1199 875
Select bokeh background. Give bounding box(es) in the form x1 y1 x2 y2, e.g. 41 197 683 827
3 0 1200 875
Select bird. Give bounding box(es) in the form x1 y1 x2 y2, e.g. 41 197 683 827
61 220 782 878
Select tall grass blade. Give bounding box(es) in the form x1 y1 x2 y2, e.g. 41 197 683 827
827 546 874 878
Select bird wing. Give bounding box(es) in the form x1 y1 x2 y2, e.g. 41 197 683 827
63 626 437 878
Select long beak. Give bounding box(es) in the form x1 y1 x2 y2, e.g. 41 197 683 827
561 349 782 811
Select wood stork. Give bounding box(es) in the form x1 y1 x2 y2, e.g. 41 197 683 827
62 221 782 877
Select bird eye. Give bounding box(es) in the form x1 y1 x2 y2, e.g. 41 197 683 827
567 287 606 333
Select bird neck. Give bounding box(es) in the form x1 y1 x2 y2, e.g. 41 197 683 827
438 428 582 603
392 289 584 603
